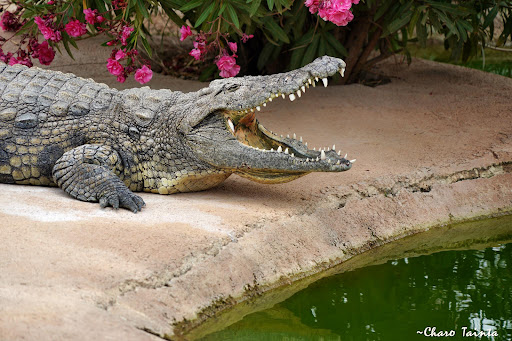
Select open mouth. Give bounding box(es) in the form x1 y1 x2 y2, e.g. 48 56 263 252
222 76 355 169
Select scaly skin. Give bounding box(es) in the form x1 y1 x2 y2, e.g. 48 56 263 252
0 56 353 212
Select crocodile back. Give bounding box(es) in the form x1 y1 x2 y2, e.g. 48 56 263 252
0 63 119 185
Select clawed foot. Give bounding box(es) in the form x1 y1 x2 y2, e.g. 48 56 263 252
99 189 146 213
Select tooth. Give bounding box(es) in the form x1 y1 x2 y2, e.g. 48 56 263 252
332 144 335 150
297 90 301 98
287 134 290 138
308 78 312 84
315 77 319 82
275 93 279 98
280 135 283 138
251 108 255 112
291 153 294 157
336 160 340 165
316 157 319 162
263 102 266 107
322 78 328 87
256 106 261 111
277 146 282 153
268 97 272 102
285 148 289 154
228 119 235 132
350 159 356 163
282 94 285 99
306 83 309 88
299 136 302 142
289 94 296 101
327 147 330 151
293 133 296 139
321 150 326 160
301 86 305 92
306 158 310 162
337 151 341 156
341 68 345 77
312 81 316 87
271 148 274 151
313 147 316 151
305 142 308 146
344 154 347 159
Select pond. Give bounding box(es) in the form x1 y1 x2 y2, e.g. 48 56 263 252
197 216 512 341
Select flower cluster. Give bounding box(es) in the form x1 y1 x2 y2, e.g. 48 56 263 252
180 25 253 79
305 0 359 26
106 48 152 84
0 3 153 84
0 10 23 32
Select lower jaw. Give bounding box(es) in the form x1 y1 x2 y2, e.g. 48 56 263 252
235 170 309 184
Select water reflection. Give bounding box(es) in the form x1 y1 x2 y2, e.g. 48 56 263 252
201 243 512 340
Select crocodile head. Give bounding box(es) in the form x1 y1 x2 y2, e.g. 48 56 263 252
181 56 354 184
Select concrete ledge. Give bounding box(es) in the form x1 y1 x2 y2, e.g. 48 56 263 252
1 37 512 340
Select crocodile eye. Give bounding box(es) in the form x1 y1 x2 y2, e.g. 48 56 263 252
225 84 240 92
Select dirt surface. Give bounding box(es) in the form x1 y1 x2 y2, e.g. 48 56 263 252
1 37 511 340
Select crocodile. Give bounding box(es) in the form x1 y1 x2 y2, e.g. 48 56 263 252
0 56 353 212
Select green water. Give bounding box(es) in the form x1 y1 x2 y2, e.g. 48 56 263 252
201 240 512 340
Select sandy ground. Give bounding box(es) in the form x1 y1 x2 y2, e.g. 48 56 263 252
0 37 511 340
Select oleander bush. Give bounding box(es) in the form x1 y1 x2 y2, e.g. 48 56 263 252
0 0 511 83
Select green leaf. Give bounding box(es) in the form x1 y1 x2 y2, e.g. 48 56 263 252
264 17 289 44
249 0 261 17
62 38 75 60
160 5 186 26
324 31 347 56
483 6 499 29
433 8 459 39
226 3 240 29
267 0 274 10
375 0 394 21
302 34 320 66
136 0 150 18
383 11 411 37
140 34 152 57
257 43 276 70
194 2 215 27
218 2 227 16
180 0 203 12
199 64 217 82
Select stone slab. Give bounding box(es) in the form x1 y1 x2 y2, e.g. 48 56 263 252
1 37 511 340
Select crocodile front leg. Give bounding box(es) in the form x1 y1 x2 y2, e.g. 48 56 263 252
52 144 145 213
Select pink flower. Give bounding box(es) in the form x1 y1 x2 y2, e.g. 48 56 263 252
117 74 126 83
97 16 105 23
37 41 55 65
48 0 54 4
106 58 124 76
114 49 127 60
216 55 240 78
0 50 13 63
121 26 134 46
189 49 202 60
134 65 152 84
305 0 320 14
180 25 193 41
317 0 355 27
241 33 254 43
8 56 32 67
228 42 237 53
34 16 60 41
83 8 98 25
1 11 22 32
65 19 87 37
